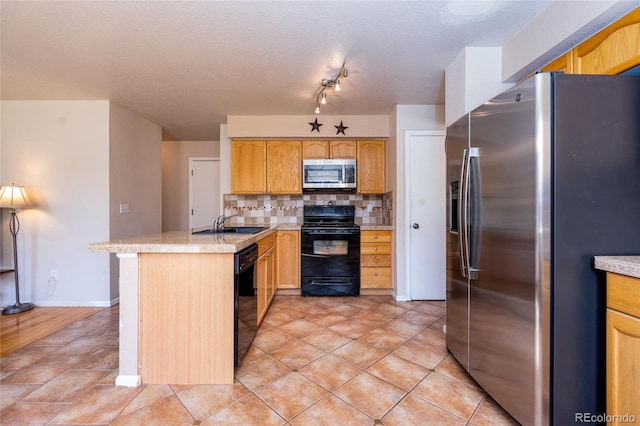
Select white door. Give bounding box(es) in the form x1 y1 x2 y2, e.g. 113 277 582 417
406 131 446 300
189 158 220 229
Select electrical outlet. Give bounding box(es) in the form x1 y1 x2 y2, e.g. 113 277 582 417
119 203 130 214
265 204 272 212
367 204 373 212
50 270 57 280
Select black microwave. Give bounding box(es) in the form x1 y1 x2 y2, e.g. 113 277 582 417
303 159 357 191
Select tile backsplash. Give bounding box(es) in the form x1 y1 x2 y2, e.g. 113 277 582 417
223 192 393 226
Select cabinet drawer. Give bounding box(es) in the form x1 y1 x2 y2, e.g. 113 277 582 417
607 273 640 318
361 242 391 255
257 235 276 256
361 267 391 288
361 231 391 243
361 254 391 268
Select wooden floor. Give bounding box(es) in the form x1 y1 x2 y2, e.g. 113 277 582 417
0 306 102 356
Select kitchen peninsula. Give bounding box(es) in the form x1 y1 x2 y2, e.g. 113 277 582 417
89 227 277 386
594 256 640 424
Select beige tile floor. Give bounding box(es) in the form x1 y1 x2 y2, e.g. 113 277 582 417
0 296 520 425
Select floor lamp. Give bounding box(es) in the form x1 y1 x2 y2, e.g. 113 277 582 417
0 183 35 315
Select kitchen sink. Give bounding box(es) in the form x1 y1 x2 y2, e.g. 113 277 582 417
192 226 268 235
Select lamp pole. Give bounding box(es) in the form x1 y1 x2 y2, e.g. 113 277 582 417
2 207 34 314
1 184 35 315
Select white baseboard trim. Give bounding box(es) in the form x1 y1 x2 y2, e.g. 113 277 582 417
11 297 120 308
22 300 117 308
392 290 411 302
115 375 141 387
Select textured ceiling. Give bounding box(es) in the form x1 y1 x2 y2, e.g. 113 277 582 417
1 1 554 140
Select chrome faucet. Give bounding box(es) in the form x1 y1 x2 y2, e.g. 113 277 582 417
213 214 239 230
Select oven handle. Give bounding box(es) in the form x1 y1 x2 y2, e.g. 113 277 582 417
309 280 353 286
301 253 332 258
302 229 360 235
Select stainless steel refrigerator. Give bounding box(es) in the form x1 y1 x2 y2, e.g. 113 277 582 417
445 72 640 426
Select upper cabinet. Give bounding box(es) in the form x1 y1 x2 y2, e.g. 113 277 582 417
231 140 302 194
231 140 267 194
542 8 640 75
357 140 386 194
232 139 386 195
303 140 357 159
268 140 302 194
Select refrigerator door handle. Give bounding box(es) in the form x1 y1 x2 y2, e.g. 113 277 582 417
459 148 469 278
467 147 480 280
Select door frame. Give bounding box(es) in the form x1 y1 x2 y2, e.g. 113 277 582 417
188 157 220 230
404 130 446 301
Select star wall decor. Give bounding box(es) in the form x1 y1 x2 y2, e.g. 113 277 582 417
309 118 323 133
334 121 348 135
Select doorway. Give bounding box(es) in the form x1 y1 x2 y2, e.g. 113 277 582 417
189 158 220 229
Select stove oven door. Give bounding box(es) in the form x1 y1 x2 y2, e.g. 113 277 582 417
301 227 360 296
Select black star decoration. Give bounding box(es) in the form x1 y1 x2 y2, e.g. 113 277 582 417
308 118 323 133
334 121 348 135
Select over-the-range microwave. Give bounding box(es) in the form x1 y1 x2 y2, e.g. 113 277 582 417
302 159 356 192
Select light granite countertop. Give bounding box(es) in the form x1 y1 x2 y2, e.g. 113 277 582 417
89 227 277 254
594 256 640 279
90 224 394 254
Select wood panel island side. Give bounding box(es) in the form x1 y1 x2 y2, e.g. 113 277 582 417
89 228 276 386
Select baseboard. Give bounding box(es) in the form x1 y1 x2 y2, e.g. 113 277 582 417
23 299 116 308
115 375 141 387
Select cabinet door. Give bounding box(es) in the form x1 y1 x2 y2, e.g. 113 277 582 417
257 253 268 325
330 140 356 158
232 140 267 194
303 140 330 159
268 140 302 194
266 248 276 304
607 308 640 424
357 140 386 194
276 230 300 289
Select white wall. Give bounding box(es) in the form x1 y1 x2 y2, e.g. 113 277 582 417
445 1 635 126
162 140 219 232
0 101 162 307
390 105 445 300
108 103 163 300
1 101 111 306
227 115 389 139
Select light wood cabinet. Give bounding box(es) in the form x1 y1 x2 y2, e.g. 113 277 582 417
231 140 267 194
357 140 386 194
303 140 356 159
361 230 392 289
268 140 302 194
257 234 277 324
606 272 640 425
542 8 640 75
276 230 300 289
232 140 302 194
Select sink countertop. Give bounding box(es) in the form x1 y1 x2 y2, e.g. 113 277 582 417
594 256 640 279
90 224 394 254
89 227 278 254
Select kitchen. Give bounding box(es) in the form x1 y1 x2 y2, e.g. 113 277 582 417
3 3 640 426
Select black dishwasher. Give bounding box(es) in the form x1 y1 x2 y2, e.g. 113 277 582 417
234 243 258 367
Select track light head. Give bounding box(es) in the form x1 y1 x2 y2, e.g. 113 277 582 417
313 61 348 113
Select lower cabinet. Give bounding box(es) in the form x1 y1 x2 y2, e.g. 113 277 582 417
606 272 640 425
276 230 300 289
257 234 276 324
361 230 392 289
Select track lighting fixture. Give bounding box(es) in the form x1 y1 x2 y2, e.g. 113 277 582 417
314 62 348 114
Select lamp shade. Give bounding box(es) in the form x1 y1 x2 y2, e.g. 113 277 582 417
0 184 34 209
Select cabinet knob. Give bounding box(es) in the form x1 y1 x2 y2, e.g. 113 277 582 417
374 259 379 264
374 247 378 251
